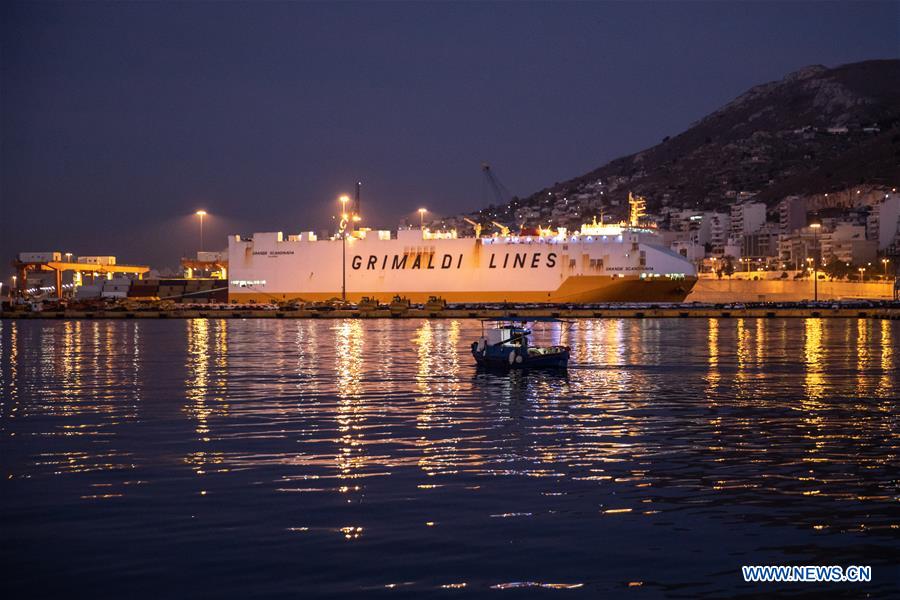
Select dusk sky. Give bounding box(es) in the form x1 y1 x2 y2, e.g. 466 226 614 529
2 1 898 272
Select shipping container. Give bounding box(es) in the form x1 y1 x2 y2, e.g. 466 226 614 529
19 252 62 263
75 285 102 300
197 251 226 262
77 256 117 266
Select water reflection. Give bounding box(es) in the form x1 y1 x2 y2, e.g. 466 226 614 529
332 320 372 513
803 318 825 401
0 321 19 420
415 320 466 478
705 317 720 394
184 319 229 474
1 318 898 597
878 319 893 397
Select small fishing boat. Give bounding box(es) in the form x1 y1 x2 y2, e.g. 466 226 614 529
471 318 571 369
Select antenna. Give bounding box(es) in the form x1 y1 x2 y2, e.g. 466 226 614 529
355 181 362 217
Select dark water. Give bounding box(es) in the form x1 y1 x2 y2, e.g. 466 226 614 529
1 318 897 598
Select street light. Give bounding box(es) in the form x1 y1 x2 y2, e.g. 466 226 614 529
418 208 427 230
810 221 821 301
858 267 865 283
338 196 350 302
882 258 890 278
195 210 207 252
65 252 72 263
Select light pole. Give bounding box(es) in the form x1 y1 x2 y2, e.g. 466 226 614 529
339 195 350 302
858 267 865 283
418 207 427 230
882 258 890 278
810 222 821 301
11 275 17 298
195 210 207 252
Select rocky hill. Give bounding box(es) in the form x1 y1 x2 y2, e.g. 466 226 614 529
464 59 900 230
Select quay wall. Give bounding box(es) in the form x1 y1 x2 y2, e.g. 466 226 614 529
687 280 894 303
3 307 899 320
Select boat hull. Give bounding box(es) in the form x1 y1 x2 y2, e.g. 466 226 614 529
472 349 570 370
228 275 698 304
475 352 569 371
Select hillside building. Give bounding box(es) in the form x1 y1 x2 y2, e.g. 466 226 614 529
778 196 807 234
866 193 900 251
821 223 877 265
730 202 767 236
741 223 780 259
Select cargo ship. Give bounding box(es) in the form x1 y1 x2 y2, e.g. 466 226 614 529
227 214 697 304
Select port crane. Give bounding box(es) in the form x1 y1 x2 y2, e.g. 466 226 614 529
481 162 520 234
481 163 513 206
491 221 511 237
462 217 483 238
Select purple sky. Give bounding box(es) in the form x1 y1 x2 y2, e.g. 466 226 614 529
2 1 898 272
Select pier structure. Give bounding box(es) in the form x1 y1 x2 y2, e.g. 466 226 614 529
3 303 898 320
13 257 150 300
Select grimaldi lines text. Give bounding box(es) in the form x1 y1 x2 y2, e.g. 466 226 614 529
227 224 697 304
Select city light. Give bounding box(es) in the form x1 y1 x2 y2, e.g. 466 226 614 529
338 195 350 302
195 210 208 251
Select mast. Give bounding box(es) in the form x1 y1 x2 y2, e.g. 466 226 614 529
628 192 646 227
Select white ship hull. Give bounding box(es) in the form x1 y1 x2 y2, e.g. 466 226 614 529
227 228 697 304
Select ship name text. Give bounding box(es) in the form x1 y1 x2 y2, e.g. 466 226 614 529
351 252 558 270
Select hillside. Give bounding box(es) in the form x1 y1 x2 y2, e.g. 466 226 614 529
464 59 900 229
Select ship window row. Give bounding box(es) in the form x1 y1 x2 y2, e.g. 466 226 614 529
482 236 623 245
231 279 267 287
639 273 687 280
